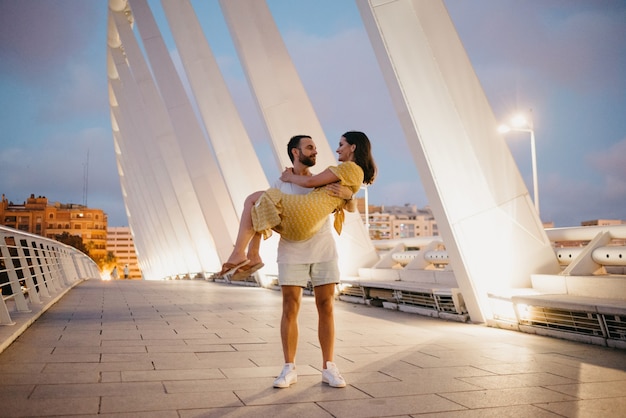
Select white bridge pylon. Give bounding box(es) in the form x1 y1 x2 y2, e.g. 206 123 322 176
357 0 560 322
107 0 559 323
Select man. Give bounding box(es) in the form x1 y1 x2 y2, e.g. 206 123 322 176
272 135 354 389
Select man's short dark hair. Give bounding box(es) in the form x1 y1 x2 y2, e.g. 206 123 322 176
287 135 311 163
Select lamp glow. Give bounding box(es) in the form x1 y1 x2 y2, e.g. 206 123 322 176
499 112 540 217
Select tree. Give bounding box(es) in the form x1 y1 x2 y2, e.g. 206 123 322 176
101 251 118 272
54 232 89 255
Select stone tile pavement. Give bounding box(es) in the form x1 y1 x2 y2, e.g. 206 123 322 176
0 279 625 417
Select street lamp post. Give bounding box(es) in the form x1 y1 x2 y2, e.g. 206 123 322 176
499 114 540 217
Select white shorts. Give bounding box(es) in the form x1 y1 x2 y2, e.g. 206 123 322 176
277 260 340 288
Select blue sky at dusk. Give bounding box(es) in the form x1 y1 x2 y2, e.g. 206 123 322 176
1 0 625 227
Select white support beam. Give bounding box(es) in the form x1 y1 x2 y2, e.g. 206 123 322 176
357 0 560 322
109 15 209 276
161 0 269 211
219 0 336 171
108 49 195 276
219 0 378 275
127 0 240 266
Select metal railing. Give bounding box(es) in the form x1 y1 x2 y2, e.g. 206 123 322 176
0 225 100 325
370 225 626 271
351 226 626 327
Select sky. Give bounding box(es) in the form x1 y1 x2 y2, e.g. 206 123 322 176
1 0 625 228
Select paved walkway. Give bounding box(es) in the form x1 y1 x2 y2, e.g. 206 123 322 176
0 279 625 417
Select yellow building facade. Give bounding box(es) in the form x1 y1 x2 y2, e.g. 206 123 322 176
0 194 108 263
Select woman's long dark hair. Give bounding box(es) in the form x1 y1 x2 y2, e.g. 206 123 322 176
342 131 377 185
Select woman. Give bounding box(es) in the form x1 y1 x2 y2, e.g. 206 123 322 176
217 131 376 278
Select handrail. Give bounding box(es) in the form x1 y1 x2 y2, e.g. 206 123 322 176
546 224 626 241
0 226 100 325
370 225 626 270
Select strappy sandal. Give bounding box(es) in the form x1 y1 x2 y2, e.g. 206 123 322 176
231 262 265 281
214 260 250 280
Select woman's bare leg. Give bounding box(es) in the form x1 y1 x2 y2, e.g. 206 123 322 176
225 191 264 265
245 232 263 266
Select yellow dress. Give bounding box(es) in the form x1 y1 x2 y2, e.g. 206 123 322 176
252 161 363 241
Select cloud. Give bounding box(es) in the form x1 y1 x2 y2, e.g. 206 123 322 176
0 2 116 218
30 65 109 131
541 173 626 226
447 0 626 106
537 136 626 226
284 28 396 135
371 179 427 209
588 137 626 198
0 2 104 81
0 125 121 221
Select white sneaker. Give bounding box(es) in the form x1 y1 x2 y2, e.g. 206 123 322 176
273 363 297 388
322 361 346 388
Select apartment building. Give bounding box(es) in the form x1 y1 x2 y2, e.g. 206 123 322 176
106 226 141 279
0 194 108 261
355 198 438 240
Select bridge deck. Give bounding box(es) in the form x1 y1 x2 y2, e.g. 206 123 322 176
0 279 625 417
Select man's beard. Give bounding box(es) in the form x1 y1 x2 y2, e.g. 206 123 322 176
299 154 316 167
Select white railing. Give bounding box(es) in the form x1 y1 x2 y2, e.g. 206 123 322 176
0 226 99 325
370 225 626 271
547 225 626 273
348 226 626 346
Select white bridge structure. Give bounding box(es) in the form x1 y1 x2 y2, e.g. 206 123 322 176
102 0 626 348
343 225 626 349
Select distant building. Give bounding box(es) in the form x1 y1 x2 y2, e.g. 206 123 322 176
582 219 625 245
107 226 141 279
0 194 107 261
355 199 438 240
367 211 393 240
581 219 624 227
553 219 625 247
386 204 438 239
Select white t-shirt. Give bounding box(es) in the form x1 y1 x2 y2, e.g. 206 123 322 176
273 180 338 264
